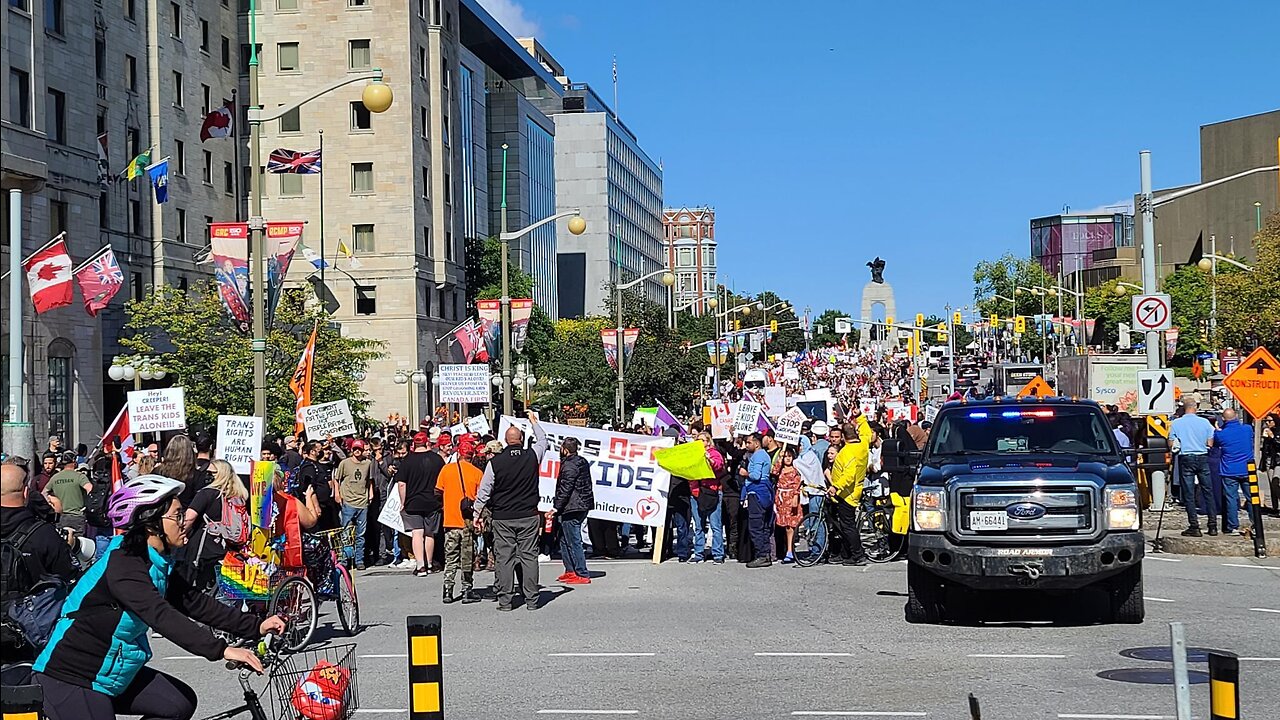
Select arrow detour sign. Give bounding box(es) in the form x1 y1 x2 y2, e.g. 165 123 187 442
1222 346 1280 418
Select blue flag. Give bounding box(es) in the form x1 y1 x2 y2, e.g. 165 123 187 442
146 158 169 204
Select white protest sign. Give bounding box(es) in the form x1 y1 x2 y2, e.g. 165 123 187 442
708 402 733 439
449 423 467 437
762 386 786 418
775 407 807 446
784 366 800 381
498 417 674 527
437 364 491 404
734 401 763 435
859 397 878 417
215 415 263 474
127 387 187 433
923 404 939 423
377 486 406 534
465 415 491 436
301 399 356 438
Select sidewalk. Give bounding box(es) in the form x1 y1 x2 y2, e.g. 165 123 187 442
1144 504 1280 556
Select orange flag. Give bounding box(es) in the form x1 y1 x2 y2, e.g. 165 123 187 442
290 321 318 434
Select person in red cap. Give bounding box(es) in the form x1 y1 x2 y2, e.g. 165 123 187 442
399 431 445 577
335 440 374 570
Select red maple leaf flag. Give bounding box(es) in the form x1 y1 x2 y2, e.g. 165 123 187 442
200 99 235 142
23 236 74 314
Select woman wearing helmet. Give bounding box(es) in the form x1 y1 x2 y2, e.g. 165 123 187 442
32 474 285 720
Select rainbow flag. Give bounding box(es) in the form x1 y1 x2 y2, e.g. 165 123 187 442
250 460 275 529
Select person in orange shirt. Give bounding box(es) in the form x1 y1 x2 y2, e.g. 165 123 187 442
437 444 483 604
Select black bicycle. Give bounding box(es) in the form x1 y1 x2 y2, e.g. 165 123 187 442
200 635 360 720
792 477 906 566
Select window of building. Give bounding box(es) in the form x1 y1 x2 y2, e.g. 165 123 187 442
124 0 134 20
423 284 432 316
419 106 428 139
420 167 429 200
418 46 426 79
445 230 453 261
348 0 368 7
125 54 138 90
204 215 213 234
175 207 186 243
172 71 183 107
278 106 300 133
45 0 64 34
440 58 449 92
174 140 186 175
276 0 297 9
221 36 231 69
240 43 262 75
441 114 449 146
702 247 715 266
8 69 30 127
355 285 376 315
223 162 234 194
47 345 72 444
202 150 213 183
676 247 693 267
169 2 181 38
350 162 373 194
129 200 143 234
350 101 370 130
45 89 66 144
199 18 209 51
277 42 299 72
348 39 371 70
95 38 106 79
130 271 144 300
279 174 303 196
422 225 431 258
178 276 188 293
49 200 67 237
99 192 109 229
353 223 374 252
97 111 106 135
442 172 450 203
200 84 211 114
126 126 140 157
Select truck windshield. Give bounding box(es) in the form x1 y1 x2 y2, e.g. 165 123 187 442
927 406 1116 456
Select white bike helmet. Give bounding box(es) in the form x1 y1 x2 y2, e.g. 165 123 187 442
107 474 186 529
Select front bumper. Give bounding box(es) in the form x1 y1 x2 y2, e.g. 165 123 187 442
908 531 1144 590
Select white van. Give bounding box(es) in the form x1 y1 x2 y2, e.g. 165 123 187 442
743 369 768 391
927 345 952 368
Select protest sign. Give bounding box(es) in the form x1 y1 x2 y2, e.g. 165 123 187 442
924 405 939 423
498 417 674 527
377 487 406 534
708 402 733 439
437 363 490 404
216 415 264 474
466 415 491 436
449 423 467 437
775 407 807 446
301 399 356 438
858 397 878 417
762 386 786 418
734 401 763 435
127 387 187 433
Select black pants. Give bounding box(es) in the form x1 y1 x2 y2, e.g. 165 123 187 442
35 667 198 720
746 495 772 560
722 492 741 559
587 518 621 558
835 500 865 561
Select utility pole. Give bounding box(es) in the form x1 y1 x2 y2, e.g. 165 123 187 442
1139 150 1162 371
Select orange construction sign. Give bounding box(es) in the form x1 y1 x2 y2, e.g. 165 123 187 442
1222 346 1280 419
1017 375 1055 399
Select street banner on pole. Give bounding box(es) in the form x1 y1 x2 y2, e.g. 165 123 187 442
127 388 187 433
216 415 264 474
498 417 674 527
264 221 303 322
210 222 251 332
510 298 534 353
476 300 502 361
301 399 356 438
437 363 490 403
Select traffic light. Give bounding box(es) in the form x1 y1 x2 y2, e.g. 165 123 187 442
770 319 778 333
734 319 741 331
885 316 894 327
989 313 998 327
1015 315 1027 334
952 311 962 326
915 313 924 327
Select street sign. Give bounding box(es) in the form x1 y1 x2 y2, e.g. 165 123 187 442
1136 369 1176 415
834 318 852 334
1222 346 1280 418
1016 375 1055 398
1146 414 1170 439
1131 293 1172 332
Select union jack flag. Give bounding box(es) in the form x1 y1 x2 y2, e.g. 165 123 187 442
90 250 123 285
267 148 322 174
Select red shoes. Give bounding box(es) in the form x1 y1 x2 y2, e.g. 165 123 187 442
563 575 591 585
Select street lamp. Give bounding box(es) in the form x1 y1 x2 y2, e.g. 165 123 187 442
512 363 538 408
393 369 428 427
108 355 167 442
670 296 717 331
245 0 393 420
615 268 675 421
1196 236 1255 347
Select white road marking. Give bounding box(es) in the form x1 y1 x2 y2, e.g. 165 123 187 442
353 711 408 715
967 653 1066 659
1222 563 1280 570
1241 657 1280 661
1143 596 1175 603
1057 714 1180 719
160 656 202 661
536 711 638 716
756 652 854 657
547 652 656 657
791 713 927 717
360 653 452 658
1144 556 1181 562
1249 607 1280 614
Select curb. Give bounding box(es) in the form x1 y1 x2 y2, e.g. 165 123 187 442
1148 534 1280 557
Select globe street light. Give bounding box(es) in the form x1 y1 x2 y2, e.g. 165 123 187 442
614 268 675 421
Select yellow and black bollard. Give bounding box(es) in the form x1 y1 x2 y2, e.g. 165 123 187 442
407 614 444 720
1 682 44 720
1246 462 1267 558
1208 652 1240 720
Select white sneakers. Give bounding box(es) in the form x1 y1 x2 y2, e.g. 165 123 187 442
537 554 551 562
390 558 416 570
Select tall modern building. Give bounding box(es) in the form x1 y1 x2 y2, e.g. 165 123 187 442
519 42 666 318
3 0 241 454
663 206 716 314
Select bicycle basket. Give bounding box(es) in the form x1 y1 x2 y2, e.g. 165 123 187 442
316 526 357 559
269 643 359 720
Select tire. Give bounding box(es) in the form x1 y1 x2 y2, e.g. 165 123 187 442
1107 565 1145 624
905 562 944 624
858 507 896 563
269 576 318 652
792 512 829 567
335 563 360 636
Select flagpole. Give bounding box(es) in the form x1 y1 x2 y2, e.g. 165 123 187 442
318 129 325 289
0 232 66 282
70 245 114 275
232 90 242 222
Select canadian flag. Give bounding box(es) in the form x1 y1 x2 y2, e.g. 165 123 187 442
23 236 74 314
199 99 235 142
103 405 136 465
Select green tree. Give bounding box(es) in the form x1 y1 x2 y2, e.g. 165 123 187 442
811 308 856 346
1081 280 1135 350
466 236 555 370
121 283 383 436
1217 213 1280 351
752 291 804 355
972 253 1056 318
1162 264 1214 364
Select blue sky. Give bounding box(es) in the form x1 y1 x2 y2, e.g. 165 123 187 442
482 0 1279 318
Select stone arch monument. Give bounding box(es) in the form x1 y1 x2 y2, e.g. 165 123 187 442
860 257 896 347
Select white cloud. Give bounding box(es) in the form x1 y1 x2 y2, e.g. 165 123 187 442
478 0 540 37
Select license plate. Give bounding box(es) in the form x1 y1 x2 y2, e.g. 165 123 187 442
970 511 1008 531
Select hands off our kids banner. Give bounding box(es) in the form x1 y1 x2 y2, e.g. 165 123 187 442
498 417 675 527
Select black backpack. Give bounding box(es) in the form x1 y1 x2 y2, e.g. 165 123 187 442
82 457 115 529
1 518 67 650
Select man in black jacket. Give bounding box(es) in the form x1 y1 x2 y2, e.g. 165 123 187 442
474 411 548 611
548 437 593 584
1 462 76 659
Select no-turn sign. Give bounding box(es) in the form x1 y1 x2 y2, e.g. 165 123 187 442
1131 293 1172 332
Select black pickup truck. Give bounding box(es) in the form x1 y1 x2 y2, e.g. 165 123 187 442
906 398 1145 624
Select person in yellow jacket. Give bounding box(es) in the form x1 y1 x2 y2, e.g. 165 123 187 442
828 411 873 565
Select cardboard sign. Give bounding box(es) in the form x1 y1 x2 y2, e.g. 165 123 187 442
377 485 406 534
301 399 356 438
923 405 939 423
437 363 491 404
215 415 264 474
466 415 491 436
762 387 786 418
127 387 187 433
775 407 807 446
734 401 763 435
708 402 733 439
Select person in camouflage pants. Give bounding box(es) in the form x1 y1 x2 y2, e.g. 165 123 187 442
438 444 483 604
443 522 476 602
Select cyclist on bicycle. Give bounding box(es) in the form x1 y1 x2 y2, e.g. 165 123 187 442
32 474 285 720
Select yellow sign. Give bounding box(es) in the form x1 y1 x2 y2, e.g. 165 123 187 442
1016 375 1055 398
989 313 998 327
1146 414 1170 439
1222 345 1280 418
1014 315 1027 334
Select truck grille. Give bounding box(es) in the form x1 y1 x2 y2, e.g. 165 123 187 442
955 486 1095 538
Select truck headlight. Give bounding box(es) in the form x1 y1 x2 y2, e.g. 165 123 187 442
913 488 946 532
1105 485 1140 531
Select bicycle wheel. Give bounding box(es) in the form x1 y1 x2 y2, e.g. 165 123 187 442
269 576 318 653
335 562 360 636
792 511 829 567
858 506 896 563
